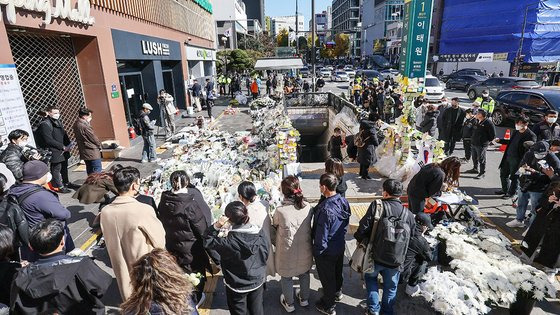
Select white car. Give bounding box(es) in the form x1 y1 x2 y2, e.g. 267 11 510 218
380 69 400 80
319 69 332 78
325 66 334 71
424 75 446 102
331 71 350 82
345 69 356 78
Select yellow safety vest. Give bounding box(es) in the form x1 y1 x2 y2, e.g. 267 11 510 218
475 97 495 114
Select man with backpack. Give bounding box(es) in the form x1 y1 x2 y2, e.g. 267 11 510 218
354 179 415 315
8 160 74 261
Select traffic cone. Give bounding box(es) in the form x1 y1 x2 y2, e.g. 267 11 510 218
500 129 510 152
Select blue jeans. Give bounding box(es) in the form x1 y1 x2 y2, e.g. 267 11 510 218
516 189 543 224
142 134 157 161
85 159 102 175
364 264 400 315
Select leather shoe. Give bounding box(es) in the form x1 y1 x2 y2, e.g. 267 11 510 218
465 169 479 174
494 190 505 195
65 183 81 190
56 187 72 194
476 173 486 179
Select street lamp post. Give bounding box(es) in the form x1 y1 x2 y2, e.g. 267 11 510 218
221 36 228 75
311 0 316 91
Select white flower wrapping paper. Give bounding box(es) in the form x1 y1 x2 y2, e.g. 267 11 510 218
424 222 557 313
140 100 299 220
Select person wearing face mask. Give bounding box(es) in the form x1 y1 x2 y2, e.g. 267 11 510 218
508 141 560 228
494 117 536 199
73 108 102 175
36 106 74 193
474 90 495 114
8 160 74 262
440 97 465 155
461 109 476 162
532 110 560 141
100 166 166 300
437 97 450 140
0 129 39 183
139 103 159 163
383 92 396 123
466 109 496 179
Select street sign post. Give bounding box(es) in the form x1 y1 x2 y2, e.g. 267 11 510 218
399 0 434 79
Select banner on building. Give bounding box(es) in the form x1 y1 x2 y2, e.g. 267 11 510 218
436 52 509 63
399 0 434 79
0 64 35 146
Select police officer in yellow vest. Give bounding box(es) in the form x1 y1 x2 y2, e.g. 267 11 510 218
218 75 226 95
475 90 495 114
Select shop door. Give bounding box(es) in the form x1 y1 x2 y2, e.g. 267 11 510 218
119 74 145 125
162 71 176 101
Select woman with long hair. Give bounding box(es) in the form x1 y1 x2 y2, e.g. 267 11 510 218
203 201 269 315
272 176 313 312
120 248 197 315
407 156 462 214
72 164 123 205
325 157 347 197
156 170 212 304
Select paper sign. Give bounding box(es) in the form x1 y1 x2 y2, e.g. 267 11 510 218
0 64 35 147
127 88 135 98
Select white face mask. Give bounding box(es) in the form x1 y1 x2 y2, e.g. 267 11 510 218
51 113 60 120
86 116 92 123
547 117 557 124
515 124 523 131
535 152 547 160
45 172 53 183
482 94 489 98
18 140 28 147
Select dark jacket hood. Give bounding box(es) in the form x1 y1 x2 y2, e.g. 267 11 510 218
360 119 376 130
9 182 44 198
229 223 263 256
324 194 351 220
160 190 200 215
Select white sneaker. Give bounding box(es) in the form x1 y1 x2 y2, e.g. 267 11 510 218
151 158 161 163
405 284 420 296
521 228 528 237
506 219 525 228
280 294 295 313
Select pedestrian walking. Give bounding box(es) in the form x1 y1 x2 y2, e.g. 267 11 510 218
436 97 450 140
266 78 272 95
10 219 112 314
467 109 496 179
73 108 102 175
419 105 439 137
532 110 560 141
272 176 313 313
100 166 166 300
36 106 74 193
159 89 177 137
407 157 461 214
316 77 325 92
354 179 414 315
440 97 465 155
139 103 158 163
507 141 560 228
542 73 550 86
312 173 351 315
120 249 199 315
328 127 345 160
401 213 433 296
156 170 212 304
191 79 203 112
203 201 269 315
383 93 395 123
461 109 476 162
251 78 259 99
324 157 348 198
494 117 536 199
356 120 379 180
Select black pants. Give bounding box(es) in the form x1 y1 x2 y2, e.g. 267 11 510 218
207 99 214 118
50 159 69 188
225 285 264 315
315 253 344 309
408 261 428 286
359 163 370 178
444 140 456 155
463 139 472 160
407 194 425 214
500 157 520 195
471 145 488 174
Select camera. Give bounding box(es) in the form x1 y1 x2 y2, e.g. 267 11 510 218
22 145 52 164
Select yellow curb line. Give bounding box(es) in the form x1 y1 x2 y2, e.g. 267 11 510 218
79 230 101 252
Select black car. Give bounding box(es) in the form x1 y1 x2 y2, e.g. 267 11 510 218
467 77 540 100
442 68 486 82
445 75 486 91
491 88 560 126
356 69 383 81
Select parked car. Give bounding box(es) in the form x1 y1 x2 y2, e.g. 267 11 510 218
319 69 332 78
424 75 445 102
445 75 486 91
325 66 334 71
331 71 350 82
380 69 400 80
356 69 383 81
346 69 356 78
491 88 560 126
300 67 310 78
442 68 486 82
467 77 540 100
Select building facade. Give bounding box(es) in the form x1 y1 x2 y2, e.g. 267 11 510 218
241 0 265 27
214 0 249 50
310 11 329 44
271 15 306 40
332 0 362 57
0 0 215 153
361 0 403 57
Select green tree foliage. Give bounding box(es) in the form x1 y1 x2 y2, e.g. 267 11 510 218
334 33 350 57
276 28 289 47
297 36 308 51
217 49 260 73
238 34 276 57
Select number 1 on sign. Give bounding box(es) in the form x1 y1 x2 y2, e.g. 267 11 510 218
421 1 425 12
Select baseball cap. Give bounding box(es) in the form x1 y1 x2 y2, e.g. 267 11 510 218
415 212 434 230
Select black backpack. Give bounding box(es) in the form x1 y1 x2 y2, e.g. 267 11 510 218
132 115 144 136
0 187 43 246
371 204 412 267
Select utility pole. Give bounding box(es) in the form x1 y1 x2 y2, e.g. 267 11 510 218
311 0 316 91
295 0 299 54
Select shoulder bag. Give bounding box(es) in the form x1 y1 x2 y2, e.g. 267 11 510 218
350 199 384 273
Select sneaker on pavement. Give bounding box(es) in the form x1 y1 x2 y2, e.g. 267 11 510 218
335 291 343 302
476 173 486 179
501 194 513 199
280 294 295 313
405 284 420 296
506 219 525 228
141 159 148 163
315 301 336 315
296 290 309 307
359 300 368 309
465 168 478 174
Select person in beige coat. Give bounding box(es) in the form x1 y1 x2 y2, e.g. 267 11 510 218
100 167 166 300
272 176 313 313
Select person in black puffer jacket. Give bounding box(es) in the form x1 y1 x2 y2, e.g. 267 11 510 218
420 105 439 137
0 129 39 182
203 201 269 315
156 171 212 302
357 120 379 180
